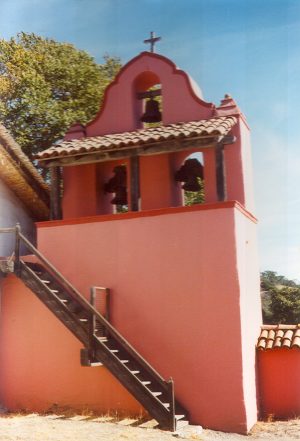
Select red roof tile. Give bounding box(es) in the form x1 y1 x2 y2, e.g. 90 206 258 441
36 116 237 162
257 325 300 350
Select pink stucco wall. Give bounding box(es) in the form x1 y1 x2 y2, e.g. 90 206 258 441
62 164 98 218
0 203 261 432
235 208 262 427
225 120 255 213
0 275 142 415
62 159 131 218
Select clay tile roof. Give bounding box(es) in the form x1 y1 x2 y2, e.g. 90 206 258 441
257 325 300 350
36 116 237 162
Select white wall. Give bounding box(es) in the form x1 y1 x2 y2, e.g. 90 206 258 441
0 179 35 257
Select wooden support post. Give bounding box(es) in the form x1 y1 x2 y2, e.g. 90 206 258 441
167 377 176 432
130 155 140 212
90 287 97 334
14 223 21 274
50 167 62 220
88 287 97 359
215 143 226 201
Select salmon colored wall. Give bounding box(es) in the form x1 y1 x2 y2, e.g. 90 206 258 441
63 160 129 218
258 349 300 418
140 154 174 210
63 164 98 218
202 150 217 203
0 275 143 415
5 203 259 433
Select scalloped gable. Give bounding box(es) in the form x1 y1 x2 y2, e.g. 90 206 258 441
85 52 215 137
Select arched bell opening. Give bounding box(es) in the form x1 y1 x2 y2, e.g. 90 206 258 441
133 71 162 128
174 152 205 207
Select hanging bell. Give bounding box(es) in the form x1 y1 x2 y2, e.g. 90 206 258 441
182 176 201 192
111 188 127 206
141 98 162 123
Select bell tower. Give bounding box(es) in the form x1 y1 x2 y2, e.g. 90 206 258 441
34 43 262 434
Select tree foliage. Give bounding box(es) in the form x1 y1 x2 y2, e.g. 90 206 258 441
184 178 205 206
0 32 121 157
261 271 300 324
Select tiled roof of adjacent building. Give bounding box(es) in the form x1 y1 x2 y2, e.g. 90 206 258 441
36 116 237 161
257 325 300 350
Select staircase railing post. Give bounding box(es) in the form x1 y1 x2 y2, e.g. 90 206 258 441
14 223 21 274
88 287 97 361
167 377 176 432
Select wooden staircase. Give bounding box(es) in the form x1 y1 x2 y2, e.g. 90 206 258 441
0 226 188 431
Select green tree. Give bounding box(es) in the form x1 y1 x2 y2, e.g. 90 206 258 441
0 32 121 158
268 287 300 324
184 178 205 206
261 271 300 324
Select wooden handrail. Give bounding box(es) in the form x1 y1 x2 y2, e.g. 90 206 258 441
15 230 168 391
0 227 18 233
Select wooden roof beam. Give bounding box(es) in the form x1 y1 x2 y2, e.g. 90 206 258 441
40 135 235 168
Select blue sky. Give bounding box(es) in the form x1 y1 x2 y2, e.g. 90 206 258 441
0 0 299 280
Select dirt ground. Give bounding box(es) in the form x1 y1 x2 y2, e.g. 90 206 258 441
0 413 300 441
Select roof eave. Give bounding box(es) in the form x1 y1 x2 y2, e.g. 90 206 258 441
38 133 235 168
0 146 49 220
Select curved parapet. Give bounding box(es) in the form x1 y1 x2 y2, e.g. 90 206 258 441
85 51 215 136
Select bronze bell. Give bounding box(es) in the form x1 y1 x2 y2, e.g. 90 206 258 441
111 188 127 206
182 177 201 192
141 98 161 123
175 158 203 191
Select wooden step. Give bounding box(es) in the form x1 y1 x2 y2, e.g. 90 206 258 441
151 391 162 397
175 414 186 420
176 420 189 430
